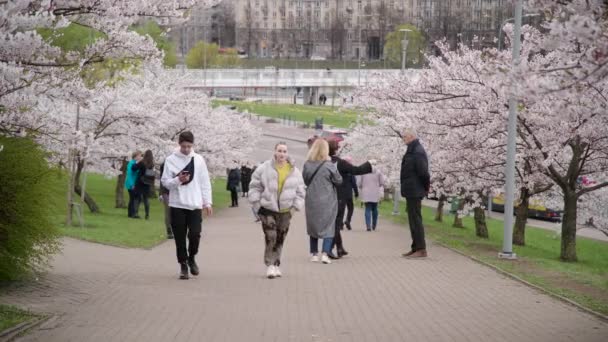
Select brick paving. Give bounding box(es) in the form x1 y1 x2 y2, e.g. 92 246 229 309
1 204 607 342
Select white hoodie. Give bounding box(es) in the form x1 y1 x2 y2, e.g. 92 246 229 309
161 150 212 210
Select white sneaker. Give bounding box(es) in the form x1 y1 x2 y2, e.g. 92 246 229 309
321 253 332 264
274 266 282 277
310 254 320 262
266 265 276 279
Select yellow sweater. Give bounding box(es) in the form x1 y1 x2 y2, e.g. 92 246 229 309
276 162 292 212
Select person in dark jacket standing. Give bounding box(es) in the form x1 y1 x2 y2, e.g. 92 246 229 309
132 150 155 220
341 156 359 230
400 128 431 258
240 163 253 197
227 165 241 207
328 140 374 259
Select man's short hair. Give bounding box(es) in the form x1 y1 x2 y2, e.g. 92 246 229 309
403 128 418 138
178 131 194 144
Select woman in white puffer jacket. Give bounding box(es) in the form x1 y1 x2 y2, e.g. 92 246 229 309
249 142 306 279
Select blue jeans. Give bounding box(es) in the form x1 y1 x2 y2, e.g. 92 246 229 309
365 202 379 230
309 236 333 254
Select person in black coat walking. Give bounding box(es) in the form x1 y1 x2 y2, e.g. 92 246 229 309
240 163 253 197
227 166 241 207
328 140 374 259
400 128 431 258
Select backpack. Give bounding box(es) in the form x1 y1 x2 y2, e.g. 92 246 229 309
141 167 155 185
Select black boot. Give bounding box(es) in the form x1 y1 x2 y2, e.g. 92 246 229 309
188 257 199 276
345 222 352 230
327 251 340 260
337 248 349 258
179 263 189 280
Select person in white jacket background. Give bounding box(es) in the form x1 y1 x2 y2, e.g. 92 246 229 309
248 142 305 279
161 131 213 280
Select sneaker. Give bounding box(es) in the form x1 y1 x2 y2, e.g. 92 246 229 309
188 257 199 276
310 254 320 262
266 265 276 279
179 263 189 280
321 253 332 264
274 266 282 277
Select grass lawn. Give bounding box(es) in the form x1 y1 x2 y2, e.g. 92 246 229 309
0 304 37 332
51 174 230 249
214 100 361 128
376 200 608 315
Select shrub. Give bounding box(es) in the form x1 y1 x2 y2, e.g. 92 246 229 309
0 136 60 280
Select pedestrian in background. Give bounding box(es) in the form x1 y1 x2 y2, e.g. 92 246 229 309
358 170 385 231
132 149 155 220
125 151 142 218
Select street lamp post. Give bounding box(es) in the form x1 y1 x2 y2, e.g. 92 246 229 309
500 0 524 260
498 13 540 50
399 29 412 72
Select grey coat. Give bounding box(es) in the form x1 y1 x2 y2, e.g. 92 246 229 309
302 160 343 239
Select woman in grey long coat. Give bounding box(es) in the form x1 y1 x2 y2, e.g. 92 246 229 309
302 139 342 264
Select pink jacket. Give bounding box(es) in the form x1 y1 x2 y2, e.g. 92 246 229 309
357 171 385 203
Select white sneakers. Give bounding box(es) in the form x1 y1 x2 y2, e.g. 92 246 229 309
266 265 282 279
266 265 275 279
311 253 331 264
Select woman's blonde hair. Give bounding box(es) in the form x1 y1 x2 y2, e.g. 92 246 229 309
306 138 329 161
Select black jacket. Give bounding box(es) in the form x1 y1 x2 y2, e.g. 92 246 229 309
240 166 253 186
227 168 241 190
400 139 430 199
332 156 371 201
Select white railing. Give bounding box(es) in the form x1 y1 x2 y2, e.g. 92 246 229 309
168 68 414 88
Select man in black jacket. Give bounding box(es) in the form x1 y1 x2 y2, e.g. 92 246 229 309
400 128 430 258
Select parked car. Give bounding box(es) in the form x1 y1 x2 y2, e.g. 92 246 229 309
491 193 562 222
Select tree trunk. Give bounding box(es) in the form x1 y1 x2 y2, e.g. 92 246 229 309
452 199 465 228
115 159 127 208
560 192 578 262
474 206 489 238
74 159 100 213
435 195 446 222
513 188 530 246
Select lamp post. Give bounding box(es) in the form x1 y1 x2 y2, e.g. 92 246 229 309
500 0 524 260
399 28 412 72
498 13 540 50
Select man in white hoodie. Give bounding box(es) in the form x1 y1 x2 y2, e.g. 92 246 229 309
161 131 213 279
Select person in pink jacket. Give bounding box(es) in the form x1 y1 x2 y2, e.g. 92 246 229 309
358 170 385 231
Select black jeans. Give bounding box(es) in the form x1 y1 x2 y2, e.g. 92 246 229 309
170 208 202 264
230 188 238 206
134 185 150 218
406 197 426 251
332 199 347 251
345 198 354 225
127 189 137 217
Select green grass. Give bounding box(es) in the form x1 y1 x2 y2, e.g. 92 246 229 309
376 200 608 315
214 100 361 128
0 304 37 332
50 174 230 249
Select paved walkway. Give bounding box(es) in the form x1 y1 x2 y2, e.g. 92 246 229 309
1 204 607 342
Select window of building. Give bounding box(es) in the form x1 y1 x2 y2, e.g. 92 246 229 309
358 1 362 10
325 0 329 7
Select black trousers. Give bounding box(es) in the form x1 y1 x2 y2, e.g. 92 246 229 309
170 207 202 264
345 198 354 224
230 188 238 206
406 197 426 251
127 189 137 217
332 199 347 251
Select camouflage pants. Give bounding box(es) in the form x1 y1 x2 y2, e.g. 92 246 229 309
259 209 292 266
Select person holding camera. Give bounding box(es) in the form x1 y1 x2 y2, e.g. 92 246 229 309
161 131 213 280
